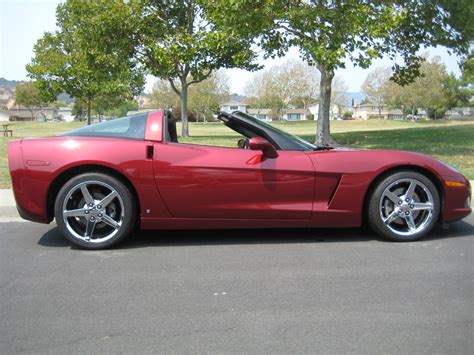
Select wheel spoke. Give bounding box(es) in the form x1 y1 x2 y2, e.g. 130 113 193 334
84 219 96 240
80 184 94 205
405 181 417 200
405 214 417 233
63 208 85 218
412 202 433 211
98 191 118 208
383 210 400 225
101 214 121 229
384 191 400 204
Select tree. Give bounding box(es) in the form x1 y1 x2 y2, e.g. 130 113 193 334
362 66 392 119
27 0 144 125
103 100 139 118
14 82 45 120
150 80 180 111
245 60 320 118
384 56 465 119
188 71 230 122
206 0 473 146
131 0 259 137
331 76 349 116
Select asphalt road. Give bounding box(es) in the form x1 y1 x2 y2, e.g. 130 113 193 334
1 216 473 354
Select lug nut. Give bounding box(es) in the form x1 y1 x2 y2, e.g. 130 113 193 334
97 205 102 209
84 210 89 214
410 204 414 209
90 217 95 221
98 213 102 217
405 211 410 215
89 203 94 207
405 198 410 202
398 201 402 205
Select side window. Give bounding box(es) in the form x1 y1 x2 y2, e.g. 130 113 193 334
61 113 148 139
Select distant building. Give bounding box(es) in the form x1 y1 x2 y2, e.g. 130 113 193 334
136 95 154 109
445 107 474 119
308 103 340 120
282 108 309 121
58 107 73 122
220 101 248 113
352 102 403 120
247 108 272 121
0 105 59 121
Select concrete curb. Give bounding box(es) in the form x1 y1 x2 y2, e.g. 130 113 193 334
0 189 18 218
1 181 473 220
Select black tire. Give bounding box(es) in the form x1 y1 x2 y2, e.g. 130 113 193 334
368 171 440 242
54 172 136 249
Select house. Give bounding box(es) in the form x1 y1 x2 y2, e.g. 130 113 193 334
58 106 74 122
135 95 154 109
220 101 248 113
282 108 309 121
308 103 341 120
0 106 57 121
352 102 403 120
247 108 272 121
445 107 474 119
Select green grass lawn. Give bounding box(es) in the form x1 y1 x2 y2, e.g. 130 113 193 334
1 119 473 188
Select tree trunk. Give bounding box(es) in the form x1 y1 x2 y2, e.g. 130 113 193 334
316 65 335 146
29 108 35 121
180 81 189 138
411 106 415 121
87 99 92 125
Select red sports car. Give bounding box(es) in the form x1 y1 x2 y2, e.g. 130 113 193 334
8 110 471 249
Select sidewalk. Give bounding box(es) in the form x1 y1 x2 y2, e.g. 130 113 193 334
0 189 18 217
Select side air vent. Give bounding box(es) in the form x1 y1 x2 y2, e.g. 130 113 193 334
146 145 154 159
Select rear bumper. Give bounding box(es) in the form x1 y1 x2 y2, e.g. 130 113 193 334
8 140 50 224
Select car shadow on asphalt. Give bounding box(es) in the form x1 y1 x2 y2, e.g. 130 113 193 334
37 220 474 249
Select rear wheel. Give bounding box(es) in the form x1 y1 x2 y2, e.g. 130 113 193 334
368 171 440 242
54 172 136 249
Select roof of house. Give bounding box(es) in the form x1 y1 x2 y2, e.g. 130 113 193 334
283 108 308 114
221 100 248 106
0 109 34 118
247 108 272 114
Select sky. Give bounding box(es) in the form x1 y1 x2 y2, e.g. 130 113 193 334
0 0 463 94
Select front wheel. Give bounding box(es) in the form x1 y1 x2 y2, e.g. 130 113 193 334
54 172 136 249
368 171 440 242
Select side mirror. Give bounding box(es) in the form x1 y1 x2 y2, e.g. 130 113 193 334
248 137 278 158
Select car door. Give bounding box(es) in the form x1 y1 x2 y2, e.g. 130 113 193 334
152 142 315 220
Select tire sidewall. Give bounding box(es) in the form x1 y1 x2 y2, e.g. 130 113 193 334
54 172 136 249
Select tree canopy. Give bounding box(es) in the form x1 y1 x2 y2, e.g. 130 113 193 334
27 0 144 125
206 0 473 145
14 82 45 120
131 0 259 136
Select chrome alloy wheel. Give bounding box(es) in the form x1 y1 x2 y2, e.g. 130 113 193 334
379 178 435 237
61 180 124 243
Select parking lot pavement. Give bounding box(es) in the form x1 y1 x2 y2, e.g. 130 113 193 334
1 216 473 354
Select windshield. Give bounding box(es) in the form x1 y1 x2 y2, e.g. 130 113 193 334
231 111 316 150
60 113 148 139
